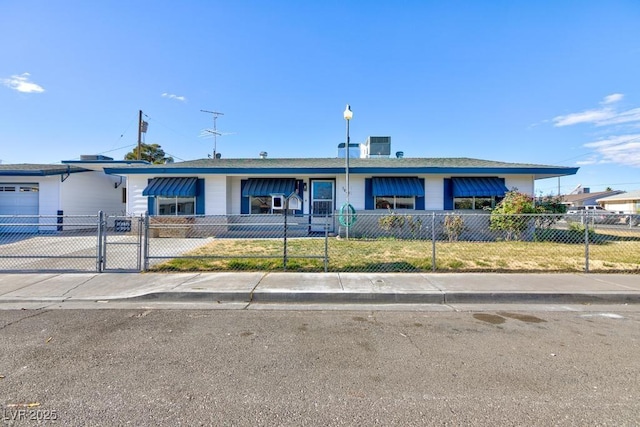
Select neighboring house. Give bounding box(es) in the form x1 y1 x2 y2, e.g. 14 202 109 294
0 156 146 233
596 190 640 214
103 138 578 234
561 189 624 208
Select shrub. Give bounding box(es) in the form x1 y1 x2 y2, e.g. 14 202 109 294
443 214 465 242
489 190 539 241
378 212 406 235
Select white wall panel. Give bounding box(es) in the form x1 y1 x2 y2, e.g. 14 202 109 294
204 175 227 215
60 172 123 215
504 176 534 195
127 175 150 215
424 176 444 210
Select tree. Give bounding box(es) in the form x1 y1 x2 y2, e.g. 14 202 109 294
125 143 173 164
489 190 540 241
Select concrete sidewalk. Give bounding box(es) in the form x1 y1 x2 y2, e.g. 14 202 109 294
0 272 639 306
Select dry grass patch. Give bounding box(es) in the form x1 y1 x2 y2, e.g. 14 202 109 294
150 236 640 273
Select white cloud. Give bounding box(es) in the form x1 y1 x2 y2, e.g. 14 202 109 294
553 108 615 127
552 93 635 127
602 93 623 104
596 107 640 126
1 73 45 93
551 94 640 167
161 92 186 102
583 134 640 167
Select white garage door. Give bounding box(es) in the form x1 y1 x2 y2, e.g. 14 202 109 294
0 184 40 233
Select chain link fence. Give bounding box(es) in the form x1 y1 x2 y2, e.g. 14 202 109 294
1 211 639 273
333 211 640 273
144 214 329 272
0 214 102 272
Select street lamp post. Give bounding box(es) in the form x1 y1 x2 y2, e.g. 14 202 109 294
343 104 353 239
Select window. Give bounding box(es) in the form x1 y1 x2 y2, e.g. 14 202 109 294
375 196 415 210
157 196 195 216
250 196 297 215
241 178 300 215
453 196 502 210
251 196 272 214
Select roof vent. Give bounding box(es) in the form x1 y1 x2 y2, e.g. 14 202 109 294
395 151 404 159
260 151 268 159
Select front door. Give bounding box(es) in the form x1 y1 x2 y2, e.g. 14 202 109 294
310 179 334 233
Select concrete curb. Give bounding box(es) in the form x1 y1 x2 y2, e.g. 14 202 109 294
18 290 635 305
443 292 640 304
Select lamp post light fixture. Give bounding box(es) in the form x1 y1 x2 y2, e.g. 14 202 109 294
343 104 353 239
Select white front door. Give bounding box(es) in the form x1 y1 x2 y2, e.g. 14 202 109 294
310 179 334 233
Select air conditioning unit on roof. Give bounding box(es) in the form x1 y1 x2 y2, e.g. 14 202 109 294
366 136 391 158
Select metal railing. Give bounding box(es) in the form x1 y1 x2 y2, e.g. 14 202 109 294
1 211 638 273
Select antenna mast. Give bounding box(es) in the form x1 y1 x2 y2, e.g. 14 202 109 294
201 110 224 158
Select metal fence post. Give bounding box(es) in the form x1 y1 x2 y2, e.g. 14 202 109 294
584 214 590 273
431 212 436 272
143 213 150 271
283 201 288 271
324 215 329 272
136 215 143 271
96 211 104 272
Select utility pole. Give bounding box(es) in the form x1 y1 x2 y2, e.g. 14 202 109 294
136 110 149 161
137 110 143 160
201 110 224 158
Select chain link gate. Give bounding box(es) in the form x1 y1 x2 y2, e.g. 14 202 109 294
98 213 144 272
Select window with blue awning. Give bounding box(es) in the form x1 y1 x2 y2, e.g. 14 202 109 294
143 177 204 215
143 177 198 197
451 177 508 197
241 178 297 197
371 177 425 197
365 177 425 210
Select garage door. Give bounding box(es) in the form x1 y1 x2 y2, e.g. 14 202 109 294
0 184 40 233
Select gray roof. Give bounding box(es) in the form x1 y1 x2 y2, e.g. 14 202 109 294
104 157 579 179
596 190 640 202
562 190 624 204
0 164 88 176
154 157 568 169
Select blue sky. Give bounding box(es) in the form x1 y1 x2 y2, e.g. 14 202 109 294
2 1 640 195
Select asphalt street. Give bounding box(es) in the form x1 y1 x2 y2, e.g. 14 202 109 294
1 309 639 426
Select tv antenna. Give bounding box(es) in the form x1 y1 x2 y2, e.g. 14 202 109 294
200 110 224 159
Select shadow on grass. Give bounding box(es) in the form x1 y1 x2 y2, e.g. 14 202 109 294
535 228 640 244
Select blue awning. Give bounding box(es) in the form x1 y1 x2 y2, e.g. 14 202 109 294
372 177 424 197
242 178 296 197
452 177 508 197
143 177 198 197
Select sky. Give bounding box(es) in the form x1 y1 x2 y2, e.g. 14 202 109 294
2 0 640 195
